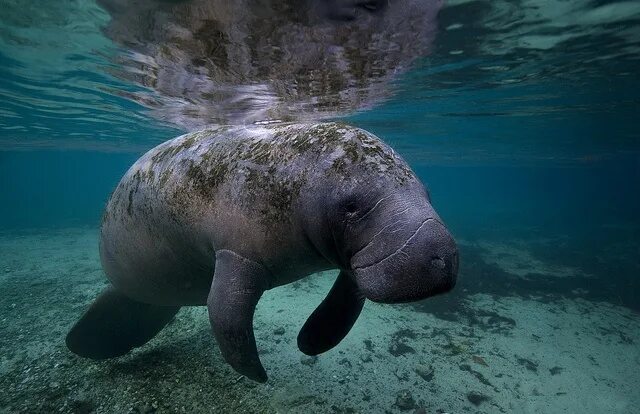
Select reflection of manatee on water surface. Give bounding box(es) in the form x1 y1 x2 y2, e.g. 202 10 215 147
97 0 443 128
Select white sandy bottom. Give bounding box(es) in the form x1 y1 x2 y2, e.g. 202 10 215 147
258 279 639 413
0 228 638 413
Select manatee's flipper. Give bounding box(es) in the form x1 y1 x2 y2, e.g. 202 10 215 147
297 270 365 356
207 250 270 383
66 286 180 359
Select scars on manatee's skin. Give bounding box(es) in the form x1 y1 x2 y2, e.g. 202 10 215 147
66 122 458 382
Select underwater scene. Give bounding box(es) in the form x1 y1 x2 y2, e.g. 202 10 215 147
1 0 639 413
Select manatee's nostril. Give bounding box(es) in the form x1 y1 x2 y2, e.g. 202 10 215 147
430 257 446 269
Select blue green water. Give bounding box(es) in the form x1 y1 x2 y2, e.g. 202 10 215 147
1 1 639 413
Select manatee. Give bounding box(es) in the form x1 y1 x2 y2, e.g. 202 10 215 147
66 122 458 382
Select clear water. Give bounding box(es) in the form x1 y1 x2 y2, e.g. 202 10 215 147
1 1 639 413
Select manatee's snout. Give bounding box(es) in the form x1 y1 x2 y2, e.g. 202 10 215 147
351 218 458 304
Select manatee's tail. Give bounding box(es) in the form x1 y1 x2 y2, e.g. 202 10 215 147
66 285 180 359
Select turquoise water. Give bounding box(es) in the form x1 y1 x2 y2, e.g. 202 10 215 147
1 1 639 413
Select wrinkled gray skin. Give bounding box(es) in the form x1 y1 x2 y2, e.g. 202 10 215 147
66 122 458 382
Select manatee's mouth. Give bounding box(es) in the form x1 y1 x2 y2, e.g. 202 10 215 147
350 217 458 303
351 217 435 271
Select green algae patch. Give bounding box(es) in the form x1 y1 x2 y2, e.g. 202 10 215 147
294 122 416 185
244 166 308 225
185 160 230 200
150 128 226 166
106 122 415 228
126 171 144 217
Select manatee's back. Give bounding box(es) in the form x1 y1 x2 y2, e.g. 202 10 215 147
98 126 241 305
98 123 323 303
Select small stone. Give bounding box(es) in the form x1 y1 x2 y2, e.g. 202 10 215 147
4 268 10 273
395 389 416 411
300 355 318 366
273 327 285 335
472 355 488 367
415 364 434 381
549 366 564 376
363 339 374 351
338 358 352 368
69 399 95 414
394 368 409 381
413 408 427 414
360 354 372 363
467 392 489 407
141 402 156 414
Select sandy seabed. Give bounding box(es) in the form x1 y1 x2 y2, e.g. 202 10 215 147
0 227 638 413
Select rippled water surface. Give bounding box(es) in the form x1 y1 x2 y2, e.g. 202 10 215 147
3 0 638 157
1 1 639 413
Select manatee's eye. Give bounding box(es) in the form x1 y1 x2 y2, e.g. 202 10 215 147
341 199 361 220
338 193 373 222
356 0 386 13
345 201 359 214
